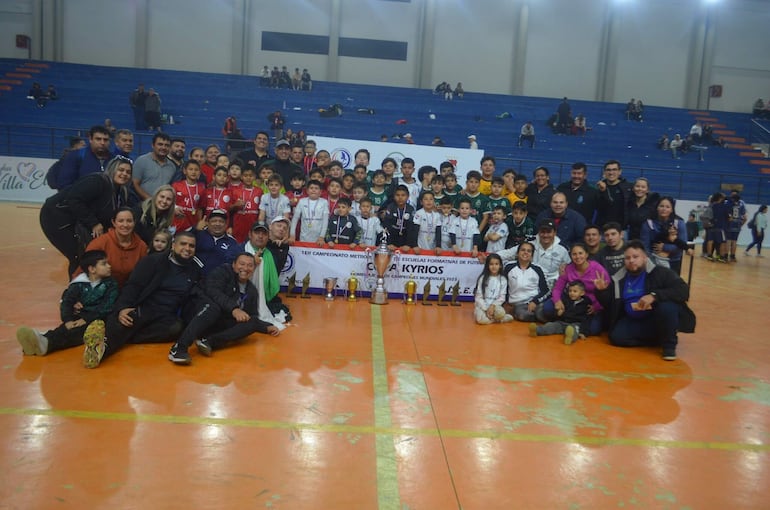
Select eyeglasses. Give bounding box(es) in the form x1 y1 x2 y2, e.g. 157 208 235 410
114 155 133 164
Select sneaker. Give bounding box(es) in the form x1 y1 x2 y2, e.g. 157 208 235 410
662 348 677 361
168 343 191 365
729 255 737 263
564 325 577 345
528 323 538 337
500 314 514 323
703 254 713 261
195 338 213 357
715 256 728 263
744 250 751 256
82 320 106 369
757 254 765 258
16 327 48 355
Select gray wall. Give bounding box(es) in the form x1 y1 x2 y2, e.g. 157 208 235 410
1 0 768 113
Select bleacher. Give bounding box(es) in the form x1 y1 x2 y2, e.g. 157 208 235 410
1 58 768 203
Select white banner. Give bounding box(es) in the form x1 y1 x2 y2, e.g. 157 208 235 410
310 135 483 182
0 156 57 202
280 245 483 302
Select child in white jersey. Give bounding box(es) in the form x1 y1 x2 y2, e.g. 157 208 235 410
289 179 329 245
357 197 383 248
413 191 442 255
474 253 514 324
451 197 480 256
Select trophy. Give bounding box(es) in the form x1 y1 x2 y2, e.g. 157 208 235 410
450 281 461 306
436 280 448 306
368 231 394 305
345 272 359 301
285 273 297 298
403 275 417 304
300 273 311 298
421 281 432 306
323 277 338 301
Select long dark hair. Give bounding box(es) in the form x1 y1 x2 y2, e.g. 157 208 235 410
477 253 504 296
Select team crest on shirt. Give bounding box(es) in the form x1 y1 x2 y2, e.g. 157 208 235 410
222 196 231 203
345 222 352 228
404 213 411 220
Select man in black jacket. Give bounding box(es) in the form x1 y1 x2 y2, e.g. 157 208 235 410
595 240 695 361
168 252 280 365
82 231 204 368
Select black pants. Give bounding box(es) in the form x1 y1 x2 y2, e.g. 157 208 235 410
103 307 184 359
176 302 269 351
44 322 88 353
746 228 765 254
40 204 81 276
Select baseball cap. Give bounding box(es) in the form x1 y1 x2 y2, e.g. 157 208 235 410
271 217 290 226
275 139 291 148
250 222 268 232
209 209 228 221
538 219 556 231
468 134 476 140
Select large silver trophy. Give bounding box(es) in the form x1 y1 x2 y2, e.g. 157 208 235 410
368 231 394 305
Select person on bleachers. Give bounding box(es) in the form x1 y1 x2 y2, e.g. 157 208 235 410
701 124 726 147
267 110 285 140
57 125 113 189
752 98 765 118
572 114 587 136
301 69 312 91
103 118 116 136
556 162 599 224
455 82 464 99
270 66 280 87
518 121 535 148
669 134 684 158
689 122 703 144
292 68 301 90
144 88 162 132
657 134 669 150
468 134 478 150
132 133 175 201
129 83 148 130
556 97 571 134
27 82 46 107
279 66 291 88
45 84 58 101
260 66 270 87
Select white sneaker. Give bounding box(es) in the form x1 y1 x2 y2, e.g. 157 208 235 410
500 314 514 323
16 327 47 355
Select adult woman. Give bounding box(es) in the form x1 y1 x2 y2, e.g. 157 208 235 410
745 205 767 257
188 147 205 167
524 166 556 217
625 177 660 240
640 196 691 275
83 208 147 287
201 144 221 183
40 157 132 276
501 241 550 322
133 185 175 245
543 242 610 336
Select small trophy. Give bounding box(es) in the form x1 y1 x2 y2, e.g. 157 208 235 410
368 231 393 305
300 273 311 299
323 277 338 301
436 280 448 306
450 281 461 306
345 272 359 301
421 281 432 306
285 273 297 298
403 275 417 305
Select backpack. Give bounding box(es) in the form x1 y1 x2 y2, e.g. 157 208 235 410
46 147 85 190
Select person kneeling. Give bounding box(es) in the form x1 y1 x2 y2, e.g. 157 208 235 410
168 252 280 365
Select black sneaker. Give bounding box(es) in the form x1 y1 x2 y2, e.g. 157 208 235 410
662 348 677 361
195 339 213 357
168 344 191 365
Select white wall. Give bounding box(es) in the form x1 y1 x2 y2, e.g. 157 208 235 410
0 0 32 59
60 0 136 66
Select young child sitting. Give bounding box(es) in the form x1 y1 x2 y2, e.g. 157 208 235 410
325 197 361 248
528 280 591 345
15 250 118 356
474 253 514 324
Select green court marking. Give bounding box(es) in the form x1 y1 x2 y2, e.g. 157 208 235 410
370 305 401 510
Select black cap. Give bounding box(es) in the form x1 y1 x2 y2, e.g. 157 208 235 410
250 222 268 232
538 219 556 231
275 139 291 148
209 209 228 221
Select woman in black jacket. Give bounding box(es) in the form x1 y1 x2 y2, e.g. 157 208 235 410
625 177 659 240
40 157 132 276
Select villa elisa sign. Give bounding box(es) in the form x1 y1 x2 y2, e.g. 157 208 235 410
0 156 57 202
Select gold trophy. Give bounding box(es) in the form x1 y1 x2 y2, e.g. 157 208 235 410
403 275 417 304
450 281 461 306
300 273 311 299
285 273 297 298
421 281 432 306
346 273 359 301
323 277 338 301
436 280 448 306
368 232 393 305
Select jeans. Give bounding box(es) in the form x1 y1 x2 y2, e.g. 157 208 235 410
608 301 680 352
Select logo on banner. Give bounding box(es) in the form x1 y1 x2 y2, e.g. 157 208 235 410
331 148 351 168
385 152 405 166
281 252 295 275
0 160 46 190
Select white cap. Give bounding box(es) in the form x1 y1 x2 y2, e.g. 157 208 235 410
468 134 476 140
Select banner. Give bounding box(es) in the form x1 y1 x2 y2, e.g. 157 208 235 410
0 156 57 202
280 245 482 302
310 135 483 182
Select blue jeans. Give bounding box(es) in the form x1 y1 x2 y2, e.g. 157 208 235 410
537 299 603 336
608 301 680 351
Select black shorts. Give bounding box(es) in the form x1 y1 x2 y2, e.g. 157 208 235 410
707 228 725 243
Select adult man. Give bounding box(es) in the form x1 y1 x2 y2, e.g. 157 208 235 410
290 144 305 166
596 222 626 275
300 69 312 91
167 253 280 365
595 240 695 361
557 97 572 134
260 139 303 186
113 129 134 158
56 125 113 189
195 209 241 274
168 138 186 171
497 219 570 290
144 88 162 132
237 131 271 170
557 162 599 223
132 132 175 200
534 192 587 248
129 83 148 131
596 160 633 227
267 110 285 139
583 225 603 259
518 121 535 148
243 218 292 326
81 231 205 368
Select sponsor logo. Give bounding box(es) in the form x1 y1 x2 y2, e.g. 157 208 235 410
331 148 352 168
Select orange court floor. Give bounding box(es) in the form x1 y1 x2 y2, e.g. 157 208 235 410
0 201 769 510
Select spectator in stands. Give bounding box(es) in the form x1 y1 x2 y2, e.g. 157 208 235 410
556 97 571 134
534 192 587 248
301 69 312 91
752 98 765 118
260 66 270 87
518 122 535 148
132 133 175 201
40 157 133 276
468 135 478 150
133 184 175 245
144 88 162 132
222 116 237 137
572 114 587 136
556 162 599 223
66 137 86 154
259 139 302 186
596 160 633 227
657 134 669 150
129 83 148 130
270 66 280 87
57 125 113 189
27 82 45 107
45 84 58 101
525 166 556 217
432 136 445 147
702 124 726 147
292 68 301 90
689 121 703 144
669 134 684 158
267 110 285 140
625 177 660 240
455 82 464 99
237 131 271 170
279 66 291 88
103 119 116 136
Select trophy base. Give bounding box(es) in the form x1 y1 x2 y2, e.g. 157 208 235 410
369 290 389 305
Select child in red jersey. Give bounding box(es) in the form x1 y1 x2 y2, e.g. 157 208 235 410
171 160 205 232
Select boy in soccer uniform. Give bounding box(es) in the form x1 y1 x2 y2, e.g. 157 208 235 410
439 161 455 178
451 197 481 256
380 157 400 198
172 160 206 233
227 161 244 191
507 173 529 208
380 185 417 250
231 165 262 243
464 170 490 232
478 156 496 196
418 165 438 195
204 166 233 217
358 197 383 248
289 179 329 245
399 157 421 208
443 173 462 209
325 197 361 248
484 206 509 253
412 191 442 255
506 200 536 248
259 174 291 225
286 172 307 211
367 169 389 213
438 196 456 250
350 183 367 218
341 173 355 198
352 164 368 185
324 177 344 215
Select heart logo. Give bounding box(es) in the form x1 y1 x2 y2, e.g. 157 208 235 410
16 162 36 182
